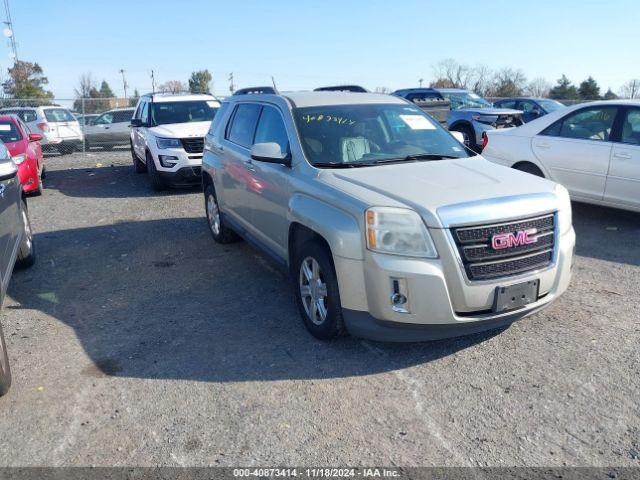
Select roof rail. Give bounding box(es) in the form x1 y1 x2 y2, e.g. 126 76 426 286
233 86 277 96
314 85 368 93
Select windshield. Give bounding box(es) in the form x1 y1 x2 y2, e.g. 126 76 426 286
538 99 564 112
294 104 469 167
0 121 21 143
44 108 76 122
151 101 218 126
440 91 492 110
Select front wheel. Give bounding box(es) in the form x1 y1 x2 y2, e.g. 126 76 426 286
131 143 146 173
293 241 345 340
146 151 167 191
451 125 478 152
15 199 36 269
204 185 238 243
513 162 545 178
0 322 11 396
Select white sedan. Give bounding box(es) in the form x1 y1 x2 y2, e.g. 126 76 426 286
482 100 640 212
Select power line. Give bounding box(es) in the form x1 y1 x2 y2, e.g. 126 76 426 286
2 0 17 63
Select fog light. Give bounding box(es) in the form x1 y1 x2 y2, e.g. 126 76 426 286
390 277 410 313
159 155 178 168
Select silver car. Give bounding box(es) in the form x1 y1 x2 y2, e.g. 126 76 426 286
83 107 135 150
202 89 575 342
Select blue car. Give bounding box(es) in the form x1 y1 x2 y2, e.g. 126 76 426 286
492 98 565 123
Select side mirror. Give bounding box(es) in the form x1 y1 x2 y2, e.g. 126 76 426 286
130 118 143 128
451 131 465 143
251 142 291 166
0 144 17 180
28 133 43 142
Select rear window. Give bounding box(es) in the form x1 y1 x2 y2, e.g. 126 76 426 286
44 108 76 123
0 121 22 143
1 110 37 123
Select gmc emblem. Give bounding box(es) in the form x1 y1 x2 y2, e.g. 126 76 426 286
492 229 537 250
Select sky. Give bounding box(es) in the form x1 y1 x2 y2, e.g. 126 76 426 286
4 0 639 99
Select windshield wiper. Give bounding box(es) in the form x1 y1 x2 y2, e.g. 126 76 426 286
313 154 460 169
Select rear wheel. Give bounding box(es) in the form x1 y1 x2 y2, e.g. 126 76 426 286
15 199 36 269
146 151 167 191
33 170 43 196
0 322 11 397
293 240 345 340
513 162 545 178
451 125 478 152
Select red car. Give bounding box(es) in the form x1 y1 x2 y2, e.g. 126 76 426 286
0 115 44 195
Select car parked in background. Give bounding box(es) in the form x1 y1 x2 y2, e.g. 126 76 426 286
482 100 640 212
0 115 45 195
83 108 135 150
130 93 220 190
202 89 574 342
75 114 99 127
0 106 83 154
393 88 524 151
0 142 36 396
493 98 565 123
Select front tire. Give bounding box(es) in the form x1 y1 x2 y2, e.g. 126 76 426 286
513 162 545 178
15 199 36 269
146 151 167 191
451 125 478 152
131 143 146 173
293 240 345 340
204 185 238 243
0 323 11 397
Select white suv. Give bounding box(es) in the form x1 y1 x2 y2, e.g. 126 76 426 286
130 93 220 190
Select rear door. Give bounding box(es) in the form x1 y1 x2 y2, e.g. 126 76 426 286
111 110 135 144
43 108 81 140
531 105 618 200
219 102 262 228
604 107 640 209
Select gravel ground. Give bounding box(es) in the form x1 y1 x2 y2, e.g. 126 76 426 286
0 150 638 467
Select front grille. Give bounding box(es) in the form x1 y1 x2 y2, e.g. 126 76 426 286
180 137 204 153
451 214 556 281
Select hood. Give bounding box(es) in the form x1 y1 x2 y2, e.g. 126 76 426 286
148 121 211 138
458 107 523 115
320 157 559 228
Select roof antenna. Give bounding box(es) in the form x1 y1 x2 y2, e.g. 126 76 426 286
271 76 279 94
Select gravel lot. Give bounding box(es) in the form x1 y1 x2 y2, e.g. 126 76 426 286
0 150 638 467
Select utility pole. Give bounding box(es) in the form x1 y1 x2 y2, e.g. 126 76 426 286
228 72 234 94
419 78 424 88
2 0 18 63
150 70 156 93
119 69 128 99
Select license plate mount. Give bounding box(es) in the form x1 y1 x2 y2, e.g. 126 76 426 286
493 279 539 313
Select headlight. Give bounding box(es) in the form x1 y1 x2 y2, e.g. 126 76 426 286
555 184 572 234
12 154 26 164
365 207 437 258
156 137 182 149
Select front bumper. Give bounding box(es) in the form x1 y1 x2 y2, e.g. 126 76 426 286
335 227 575 342
158 166 202 186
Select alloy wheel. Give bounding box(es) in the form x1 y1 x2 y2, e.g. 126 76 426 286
299 256 328 325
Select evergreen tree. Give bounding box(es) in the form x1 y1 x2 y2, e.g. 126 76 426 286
188 70 212 94
603 88 618 100
549 75 578 100
99 80 115 98
578 76 601 100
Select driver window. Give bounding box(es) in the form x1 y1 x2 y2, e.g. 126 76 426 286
558 107 617 141
95 113 114 125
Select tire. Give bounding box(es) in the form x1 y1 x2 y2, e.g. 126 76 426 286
204 185 238 243
513 162 545 178
146 151 167 191
451 124 479 152
33 170 43 196
293 240 345 340
15 199 36 269
0 322 11 397
131 143 146 173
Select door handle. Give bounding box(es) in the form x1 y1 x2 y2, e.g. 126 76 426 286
613 152 632 159
536 142 551 149
245 162 256 172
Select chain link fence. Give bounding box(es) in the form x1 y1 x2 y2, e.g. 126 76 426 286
0 96 587 157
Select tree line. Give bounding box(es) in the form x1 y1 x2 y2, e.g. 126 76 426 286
2 59 639 105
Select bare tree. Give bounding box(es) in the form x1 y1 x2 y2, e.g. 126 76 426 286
619 79 640 99
492 68 527 97
525 77 552 97
158 80 186 94
74 73 96 98
432 59 475 89
470 64 494 97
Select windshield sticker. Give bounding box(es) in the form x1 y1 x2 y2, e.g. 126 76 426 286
0 124 11 131
301 114 356 126
452 147 462 152
206 101 218 108
399 114 436 130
